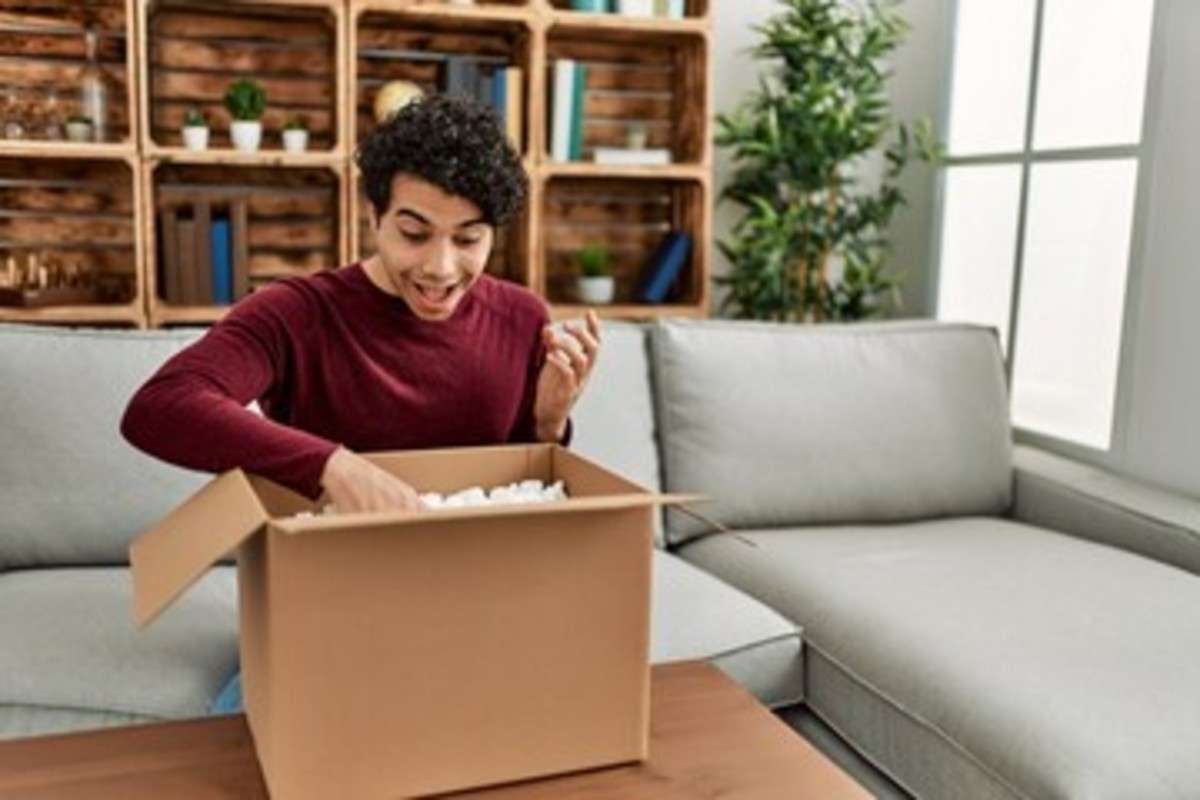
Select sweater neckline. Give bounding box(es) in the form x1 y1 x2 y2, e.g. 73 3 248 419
345 261 481 324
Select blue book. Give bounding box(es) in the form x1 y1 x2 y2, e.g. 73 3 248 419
210 216 233 305
638 232 692 303
491 66 507 128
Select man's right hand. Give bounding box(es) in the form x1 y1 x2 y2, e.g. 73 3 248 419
318 447 424 514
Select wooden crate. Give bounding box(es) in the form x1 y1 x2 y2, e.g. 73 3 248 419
351 5 533 152
539 175 706 309
0 155 143 324
0 0 137 149
544 22 707 166
144 161 344 325
140 0 343 155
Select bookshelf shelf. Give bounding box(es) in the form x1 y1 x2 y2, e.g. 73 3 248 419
539 162 706 181
2 0 712 328
0 141 137 161
549 302 706 321
146 146 345 169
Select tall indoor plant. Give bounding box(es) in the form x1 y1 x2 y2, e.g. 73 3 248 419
715 0 941 322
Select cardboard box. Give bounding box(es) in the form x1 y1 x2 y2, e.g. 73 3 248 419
130 444 694 799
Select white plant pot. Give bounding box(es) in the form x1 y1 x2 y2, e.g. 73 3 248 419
282 128 309 154
576 276 616 305
182 125 209 151
65 121 93 143
231 120 263 153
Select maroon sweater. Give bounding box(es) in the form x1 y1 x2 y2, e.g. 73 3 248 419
121 264 568 500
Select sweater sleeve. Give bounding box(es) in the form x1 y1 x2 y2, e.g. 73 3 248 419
120 282 340 500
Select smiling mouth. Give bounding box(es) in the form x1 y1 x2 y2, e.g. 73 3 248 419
412 281 460 303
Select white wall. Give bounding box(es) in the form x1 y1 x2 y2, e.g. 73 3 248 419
710 0 950 317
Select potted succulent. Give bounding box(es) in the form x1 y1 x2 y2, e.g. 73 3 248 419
282 114 309 153
181 107 209 151
575 244 615 304
224 78 267 153
65 114 93 143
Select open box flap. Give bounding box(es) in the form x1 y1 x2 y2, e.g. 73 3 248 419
272 492 706 536
129 469 269 628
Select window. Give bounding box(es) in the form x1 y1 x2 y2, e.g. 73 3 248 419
935 0 1156 450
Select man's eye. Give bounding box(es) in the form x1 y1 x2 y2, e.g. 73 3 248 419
400 230 430 243
454 236 482 247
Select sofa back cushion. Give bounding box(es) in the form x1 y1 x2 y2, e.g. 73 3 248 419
0 324 210 568
650 319 1012 545
565 321 665 544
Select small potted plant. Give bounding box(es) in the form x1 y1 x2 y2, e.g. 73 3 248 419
282 114 309 153
224 78 267 153
575 244 615 304
181 107 209 151
65 114 93 143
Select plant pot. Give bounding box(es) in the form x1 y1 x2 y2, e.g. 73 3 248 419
230 120 262 153
65 121 93 143
576 276 616 305
282 128 309 154
182 125 209 151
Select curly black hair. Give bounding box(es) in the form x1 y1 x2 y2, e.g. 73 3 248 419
355 93 528 227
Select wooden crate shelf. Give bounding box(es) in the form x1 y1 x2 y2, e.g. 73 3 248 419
351 4 533 154
0 155 144 323
1 0 712 328
139 0 344 156
539 174 708 308
544 22 708 166
144 161 345 327
0 0 137 148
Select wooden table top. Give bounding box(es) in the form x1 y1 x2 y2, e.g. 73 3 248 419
0 661 869 799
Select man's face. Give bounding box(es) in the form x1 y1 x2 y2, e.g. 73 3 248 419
368 174 495 321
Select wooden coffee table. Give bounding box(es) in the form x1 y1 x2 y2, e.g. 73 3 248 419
0 662 868 799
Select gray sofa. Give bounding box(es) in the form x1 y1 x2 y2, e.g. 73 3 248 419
2 318 1199 800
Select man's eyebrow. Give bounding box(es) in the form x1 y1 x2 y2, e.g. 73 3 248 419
394 208 431 225
394 208 486 229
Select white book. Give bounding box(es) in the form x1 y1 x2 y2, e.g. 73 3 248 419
592 147 672 166
616 0 655 17
668 0 685 18
551 60 575 162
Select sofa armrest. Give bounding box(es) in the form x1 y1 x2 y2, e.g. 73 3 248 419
1011 444 1200 576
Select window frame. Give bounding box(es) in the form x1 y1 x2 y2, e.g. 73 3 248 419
929 0 1167 468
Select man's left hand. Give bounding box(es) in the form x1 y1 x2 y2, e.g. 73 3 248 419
534 310 601 442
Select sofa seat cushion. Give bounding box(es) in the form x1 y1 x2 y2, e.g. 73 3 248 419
650 550 802 709
649 319 1012 545
0 566 238 733
680 518 1200 800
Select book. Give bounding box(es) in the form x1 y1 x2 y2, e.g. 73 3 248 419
192 201 213 305
551 60 575 162
592 147 672 165
505 66 524 151
569 62 587 162
231 201 250 300
638 231 692 303
490 66 507 130
571 0 610 11
211 214 233 305
444 56 479 100
176 218 197 305
158 208 181 304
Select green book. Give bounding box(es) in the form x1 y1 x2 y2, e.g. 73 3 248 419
569 63 587 162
